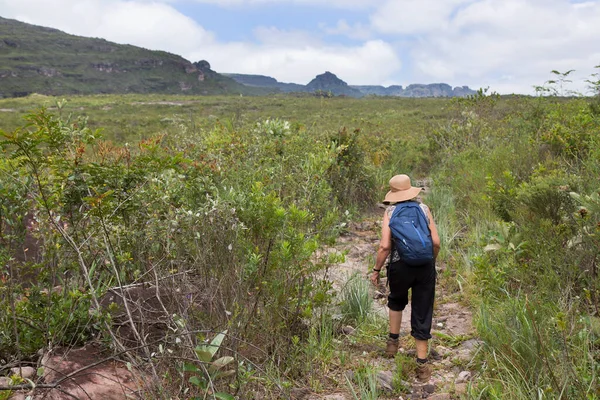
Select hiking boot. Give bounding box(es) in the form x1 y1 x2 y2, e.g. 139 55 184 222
416 362 432 382
385 337 399 358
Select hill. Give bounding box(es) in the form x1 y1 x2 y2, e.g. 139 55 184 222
0 16 268 98
306 71 363 97
223 73 306 93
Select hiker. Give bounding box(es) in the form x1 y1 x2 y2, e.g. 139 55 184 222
370 174 440 382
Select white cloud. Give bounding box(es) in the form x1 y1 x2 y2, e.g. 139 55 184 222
370 0 600 93
176 0 374 9
371 0 472 35
252 26 321 46
320 19 373 41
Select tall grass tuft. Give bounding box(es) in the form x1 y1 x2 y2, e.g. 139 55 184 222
340 273 373 325
475 295 599 399
345 363 379 400
423 185 461 262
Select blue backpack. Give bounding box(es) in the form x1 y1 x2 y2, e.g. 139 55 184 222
388 201 434 266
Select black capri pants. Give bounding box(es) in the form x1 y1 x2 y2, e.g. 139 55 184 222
387 259 436 340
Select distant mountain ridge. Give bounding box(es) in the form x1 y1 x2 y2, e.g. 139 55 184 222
352 84 476 97
225 72 477 98
0 16 477 99
223 73 305 93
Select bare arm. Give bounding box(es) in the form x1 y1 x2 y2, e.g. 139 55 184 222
371 210 392 285
426 207 441 259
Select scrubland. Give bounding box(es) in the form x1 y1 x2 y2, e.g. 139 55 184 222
0 85 598 398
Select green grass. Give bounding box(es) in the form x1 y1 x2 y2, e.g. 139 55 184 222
340 273 373 325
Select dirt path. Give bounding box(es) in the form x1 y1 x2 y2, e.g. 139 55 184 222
311 208 479 400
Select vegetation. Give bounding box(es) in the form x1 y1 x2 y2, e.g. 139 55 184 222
0 69 599 398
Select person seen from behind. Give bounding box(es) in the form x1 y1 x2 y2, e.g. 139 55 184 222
370 174 440 382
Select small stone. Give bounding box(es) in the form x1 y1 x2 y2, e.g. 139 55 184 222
10 367 36 380
428 394 451 400
423 383 436 394
377 370 394 392
290 387 311 400
455 349 472 362
430 348 442 361
454 382 468 395
456 370 472 383
341 325 355 335
436 322 444 328
0 376 11 386
460 339 482 351
344 370 354 381
321 394 347 400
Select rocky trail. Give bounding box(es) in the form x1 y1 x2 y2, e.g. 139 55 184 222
307 208 479 400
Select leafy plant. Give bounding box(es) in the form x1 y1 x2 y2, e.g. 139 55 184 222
183 331 236 400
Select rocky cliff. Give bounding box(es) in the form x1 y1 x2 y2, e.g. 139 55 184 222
223 74 306 93
227 72 477 98
0 17 267 98
306 72 363 97
351 83 476 98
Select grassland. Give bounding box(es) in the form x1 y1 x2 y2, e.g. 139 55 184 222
1 91 599 399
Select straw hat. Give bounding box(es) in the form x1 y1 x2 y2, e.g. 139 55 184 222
383 174 422 204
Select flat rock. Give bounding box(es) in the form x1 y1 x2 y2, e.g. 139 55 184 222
10 367 36 380
377 370 394 392
322 394 348 400
38 343 146 399
428 394 451 400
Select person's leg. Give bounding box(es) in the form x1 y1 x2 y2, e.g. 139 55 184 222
389 309 402 335
386 261 412 357
415 338 428 359
409 262 436 345
410 261 436 380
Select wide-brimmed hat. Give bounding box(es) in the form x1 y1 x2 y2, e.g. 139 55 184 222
383 174 422 204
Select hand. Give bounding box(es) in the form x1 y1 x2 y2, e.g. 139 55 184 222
370 270 380 286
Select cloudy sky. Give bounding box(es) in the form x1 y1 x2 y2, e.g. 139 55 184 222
2 0 599 94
